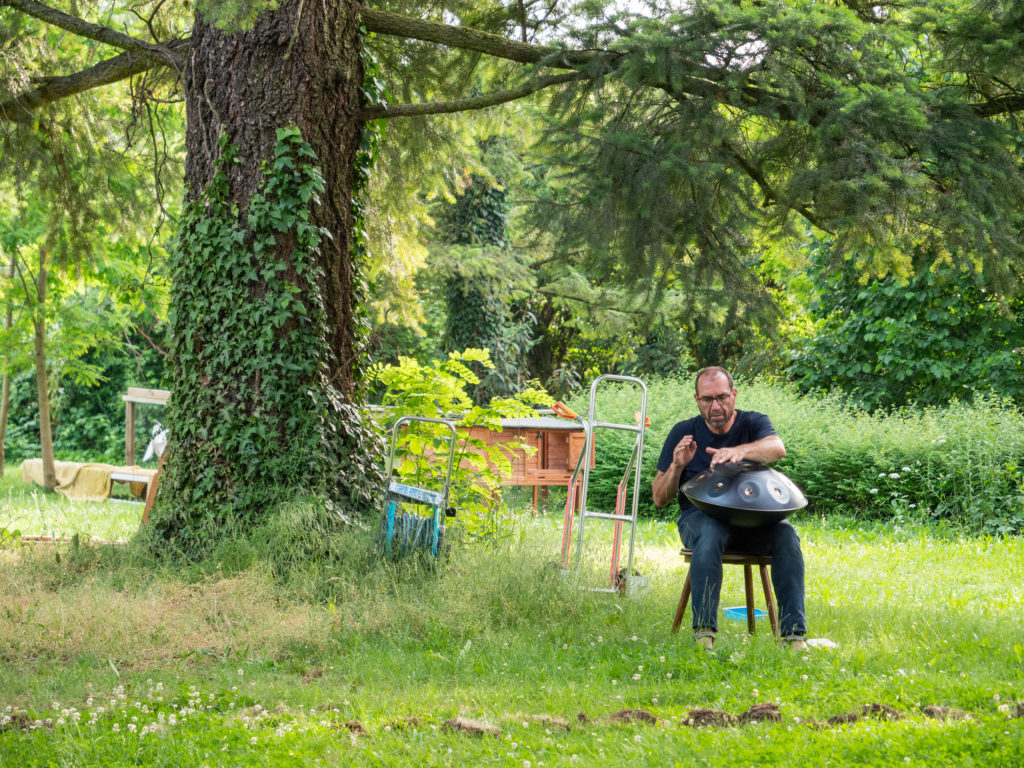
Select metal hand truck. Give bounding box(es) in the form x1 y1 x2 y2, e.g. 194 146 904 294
381 415 457 559
557 374 648 594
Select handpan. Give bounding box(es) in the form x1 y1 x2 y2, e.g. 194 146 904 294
681 461 807 527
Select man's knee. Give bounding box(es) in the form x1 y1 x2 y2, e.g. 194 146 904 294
681 515 729 557
768 523 804 570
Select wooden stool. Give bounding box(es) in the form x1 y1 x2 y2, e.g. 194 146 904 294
671 548 780 636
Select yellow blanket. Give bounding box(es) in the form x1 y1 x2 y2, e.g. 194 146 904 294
19 459 151 502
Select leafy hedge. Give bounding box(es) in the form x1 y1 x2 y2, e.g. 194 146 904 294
573 376 1024 535
2 330 167 466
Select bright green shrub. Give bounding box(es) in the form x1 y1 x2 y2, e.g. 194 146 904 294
789 249 1024 411
371 349 554 545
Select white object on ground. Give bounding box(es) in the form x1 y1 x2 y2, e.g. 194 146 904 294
805 638 839 648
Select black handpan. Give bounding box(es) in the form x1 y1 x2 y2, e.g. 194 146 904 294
681 461 807 527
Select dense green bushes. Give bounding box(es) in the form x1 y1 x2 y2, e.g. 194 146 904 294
788 249 1024 412
2 331 167 466
574 377 1024 535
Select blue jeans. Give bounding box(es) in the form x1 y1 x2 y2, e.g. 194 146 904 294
678 509 807 637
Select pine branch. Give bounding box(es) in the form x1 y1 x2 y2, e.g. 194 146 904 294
721 140 828 232
360 7 603 69
1 0 185 68
0 40 189 123
973 93 1024 118
360 72 581 119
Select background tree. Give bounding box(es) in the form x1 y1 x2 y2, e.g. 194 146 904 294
789 242 1024 411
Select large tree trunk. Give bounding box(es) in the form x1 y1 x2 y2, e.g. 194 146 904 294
182 1 364 392
150 0 380 550
33 250 55 490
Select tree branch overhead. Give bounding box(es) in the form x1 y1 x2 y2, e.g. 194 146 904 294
2 0 186 67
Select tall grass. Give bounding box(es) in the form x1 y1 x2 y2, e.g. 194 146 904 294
1 510 1022 766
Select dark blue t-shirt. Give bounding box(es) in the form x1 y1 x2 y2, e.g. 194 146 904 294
656 410 777 519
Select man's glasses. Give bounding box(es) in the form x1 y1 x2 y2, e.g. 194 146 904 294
696 393 733 407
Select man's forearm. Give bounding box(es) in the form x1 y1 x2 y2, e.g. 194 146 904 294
652 466 682 508
706 435 787 467
742 435 786 463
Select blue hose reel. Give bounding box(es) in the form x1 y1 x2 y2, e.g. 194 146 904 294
380 416 457 560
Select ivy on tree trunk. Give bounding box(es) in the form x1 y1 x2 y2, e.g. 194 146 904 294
149 0 381 553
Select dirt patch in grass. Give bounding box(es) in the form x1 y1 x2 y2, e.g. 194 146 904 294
739 703 781 724
610 708 660 725
827 703 904 725
683 708 737 728
922 705 969 720
442 716 501 737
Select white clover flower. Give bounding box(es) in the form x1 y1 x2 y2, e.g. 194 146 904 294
870 489 879 494
632 674 641 681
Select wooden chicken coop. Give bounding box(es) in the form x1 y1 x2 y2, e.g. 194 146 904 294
462 417 595 508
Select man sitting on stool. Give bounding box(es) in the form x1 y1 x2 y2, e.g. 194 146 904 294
652 366 807 651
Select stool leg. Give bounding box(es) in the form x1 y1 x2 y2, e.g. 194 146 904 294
744 565 756 634
671 571 692 634
759 564 779 636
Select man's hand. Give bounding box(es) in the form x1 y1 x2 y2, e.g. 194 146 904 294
652 435 696 508
707 444 745 466
671 435 697 469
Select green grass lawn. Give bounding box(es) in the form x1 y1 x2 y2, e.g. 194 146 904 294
1 479 1022 766
1 466 145 542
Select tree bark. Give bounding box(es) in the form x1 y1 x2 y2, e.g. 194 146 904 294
183 0 363 395
153 0 378 544
33 248 55 490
